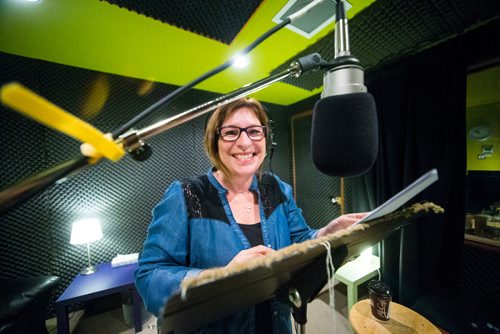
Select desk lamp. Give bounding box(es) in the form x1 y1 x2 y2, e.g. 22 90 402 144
70 218 103 275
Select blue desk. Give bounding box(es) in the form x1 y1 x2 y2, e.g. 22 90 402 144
55 262 142 334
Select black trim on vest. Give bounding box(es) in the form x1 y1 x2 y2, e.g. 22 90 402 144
181 173 287 222
182 175 230 224
258 173 288 219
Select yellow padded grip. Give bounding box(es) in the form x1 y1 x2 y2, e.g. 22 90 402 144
1 82 125 162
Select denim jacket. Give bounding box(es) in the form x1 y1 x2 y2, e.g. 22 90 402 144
135 169 318 333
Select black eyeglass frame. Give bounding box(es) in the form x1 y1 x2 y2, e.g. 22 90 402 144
217 125 268 142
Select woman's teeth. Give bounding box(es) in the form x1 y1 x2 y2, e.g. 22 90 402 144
234 153 254 160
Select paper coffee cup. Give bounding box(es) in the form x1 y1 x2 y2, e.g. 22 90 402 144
367 280 392 322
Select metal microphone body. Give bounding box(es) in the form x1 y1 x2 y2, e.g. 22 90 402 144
311 0 378 177
322 0 367 97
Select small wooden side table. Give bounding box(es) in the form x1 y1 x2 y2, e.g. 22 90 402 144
349 299 441 334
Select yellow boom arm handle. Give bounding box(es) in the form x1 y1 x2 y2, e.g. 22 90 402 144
1 82 125 162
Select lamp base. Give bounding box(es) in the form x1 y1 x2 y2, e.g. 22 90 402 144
80 266 98 275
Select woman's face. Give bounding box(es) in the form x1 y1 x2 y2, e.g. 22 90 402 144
217 107 266 179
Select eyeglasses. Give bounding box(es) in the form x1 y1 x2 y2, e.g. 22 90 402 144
217 126 267 142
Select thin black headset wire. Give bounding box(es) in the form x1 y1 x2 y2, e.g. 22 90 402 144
111 18 291 139
267 147 276 176
267 121 276 176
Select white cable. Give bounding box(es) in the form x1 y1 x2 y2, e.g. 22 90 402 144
321 241 337 330
181 285 188 301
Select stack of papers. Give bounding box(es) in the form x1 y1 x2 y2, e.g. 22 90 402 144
354 168 439 225
111 253 139 268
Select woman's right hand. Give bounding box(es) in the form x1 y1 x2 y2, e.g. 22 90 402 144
226 245 275 269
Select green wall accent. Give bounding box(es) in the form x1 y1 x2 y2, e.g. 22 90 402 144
466 65 500 171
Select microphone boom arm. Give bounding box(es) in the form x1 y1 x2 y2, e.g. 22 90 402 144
118 60 306 153
0 54 323 214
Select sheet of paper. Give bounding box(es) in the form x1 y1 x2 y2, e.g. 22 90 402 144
354 168 439 225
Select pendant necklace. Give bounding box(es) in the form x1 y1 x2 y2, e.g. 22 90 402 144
244 203 253 214
232 192 253 215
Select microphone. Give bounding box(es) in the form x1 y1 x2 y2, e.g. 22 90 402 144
311 0 378 177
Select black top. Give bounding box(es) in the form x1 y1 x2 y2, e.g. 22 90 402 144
238 223 273 333
238 223 264 247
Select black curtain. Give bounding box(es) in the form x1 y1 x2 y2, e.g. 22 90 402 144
366 36 468 306
366 19 499 307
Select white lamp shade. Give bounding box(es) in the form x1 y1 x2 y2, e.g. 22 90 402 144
70 218 103 245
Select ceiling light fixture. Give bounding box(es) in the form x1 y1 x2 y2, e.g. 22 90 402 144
232 54 250 69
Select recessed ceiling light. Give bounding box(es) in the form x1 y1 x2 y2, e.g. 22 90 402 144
273 0 352 39
232 54 250 69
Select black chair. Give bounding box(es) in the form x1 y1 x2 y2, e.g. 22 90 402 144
0 275 60 334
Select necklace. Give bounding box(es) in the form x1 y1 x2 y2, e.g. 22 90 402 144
214 172 256 219
231 193 254 216
235 196 253 212
244 204 253 213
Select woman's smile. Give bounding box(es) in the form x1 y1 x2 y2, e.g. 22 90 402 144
232 152 256 160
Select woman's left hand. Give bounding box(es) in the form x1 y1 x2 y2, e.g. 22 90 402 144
316 212 369 238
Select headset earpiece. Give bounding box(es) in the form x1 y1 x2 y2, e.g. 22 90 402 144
262 105 276 158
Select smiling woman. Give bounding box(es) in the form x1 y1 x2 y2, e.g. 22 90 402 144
205 99 269 180
134 97 368 333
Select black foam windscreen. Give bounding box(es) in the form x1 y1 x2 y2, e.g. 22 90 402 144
311 92 378 177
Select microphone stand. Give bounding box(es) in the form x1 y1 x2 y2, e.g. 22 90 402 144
0 156 92 214
0 54 323 215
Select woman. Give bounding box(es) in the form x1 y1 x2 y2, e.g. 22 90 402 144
135 97 366 333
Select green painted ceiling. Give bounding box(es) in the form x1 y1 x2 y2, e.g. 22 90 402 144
0 0 373 106
1 0 499 107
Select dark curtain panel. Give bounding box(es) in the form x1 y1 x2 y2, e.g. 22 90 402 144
367 39 467 306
